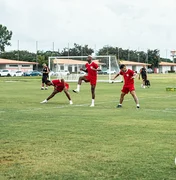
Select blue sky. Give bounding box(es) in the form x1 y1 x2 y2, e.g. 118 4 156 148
0 0 176 58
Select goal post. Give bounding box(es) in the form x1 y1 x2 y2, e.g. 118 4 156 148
48 55 122 83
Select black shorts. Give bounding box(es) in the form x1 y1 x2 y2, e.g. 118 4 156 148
142 75 147 81
42 76 48 83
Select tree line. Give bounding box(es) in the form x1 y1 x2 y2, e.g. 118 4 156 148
0 24 173 68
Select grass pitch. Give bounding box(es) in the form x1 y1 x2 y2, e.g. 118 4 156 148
0 74 176 180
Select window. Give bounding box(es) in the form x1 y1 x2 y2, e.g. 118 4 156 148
9 65 18 67
22 65 30 67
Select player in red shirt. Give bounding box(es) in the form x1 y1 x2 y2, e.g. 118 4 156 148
112 64 140 108
73 55 101 107
40 79 73 105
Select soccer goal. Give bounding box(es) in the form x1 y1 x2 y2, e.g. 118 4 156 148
48 55 122 83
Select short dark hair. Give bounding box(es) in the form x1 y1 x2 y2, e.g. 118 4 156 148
120 64 126 69
45 80 51 84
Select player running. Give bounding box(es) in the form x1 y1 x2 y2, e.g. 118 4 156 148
73 55 101 107
40 79 73 105
112 64 140 108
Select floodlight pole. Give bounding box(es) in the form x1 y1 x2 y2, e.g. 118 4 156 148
48 57 51 80
109 56 111 83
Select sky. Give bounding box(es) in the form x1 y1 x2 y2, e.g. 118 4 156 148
0 0 176 58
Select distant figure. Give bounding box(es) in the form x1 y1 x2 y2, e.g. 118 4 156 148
73 55 101 107
40 79 73 105
139 65 147 88
112 64 140 108
41 63 50 90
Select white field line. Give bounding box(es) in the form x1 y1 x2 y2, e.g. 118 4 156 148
12 94 176 113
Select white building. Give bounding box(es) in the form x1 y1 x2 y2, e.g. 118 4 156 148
52 59 105 73
0 59 38 72
158 61 176 73
119 60 151 73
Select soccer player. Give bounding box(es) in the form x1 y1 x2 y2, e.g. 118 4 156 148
112 64 140 108
139 65 147 88
73 55 101 107
41 63 50 90
40 79 73 105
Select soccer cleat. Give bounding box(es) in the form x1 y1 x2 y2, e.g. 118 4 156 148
90 104 94 107
73 89 79 93
70 101 73 105
40 99 47 104
116 104 122 108
41 87 44 90
45 87 48 90
137 105 140 109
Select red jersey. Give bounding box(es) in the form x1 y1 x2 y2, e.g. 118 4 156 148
85 62 99 78
51 79 69 92
120 69 135 85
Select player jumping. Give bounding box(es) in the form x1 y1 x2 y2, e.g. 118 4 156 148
73 55 101 107
40 79 73 105
112 64 140 108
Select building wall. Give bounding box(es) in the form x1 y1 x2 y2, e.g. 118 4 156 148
159 66 176 73
3 64 33 72
0 65 6 69
125 65 143 73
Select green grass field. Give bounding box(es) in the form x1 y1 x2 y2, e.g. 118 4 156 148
0 74 176 180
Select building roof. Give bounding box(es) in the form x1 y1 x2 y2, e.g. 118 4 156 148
119 60 151 66
0 59 38 65
53 59 105 65
159 61 176 66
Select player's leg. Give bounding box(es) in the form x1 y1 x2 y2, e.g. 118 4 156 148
142 75 146 88
43 76 48 90
64 88 73 105
117 85 128 108
40 89 58 103
130 90 140 108
73 76 89 93
117 92 126 108
90 85 96 107
45 76 49 90
41 77 45 90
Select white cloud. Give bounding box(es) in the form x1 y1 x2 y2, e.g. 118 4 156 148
0 0 175 58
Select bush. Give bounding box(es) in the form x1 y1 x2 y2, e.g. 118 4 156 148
168 70 175 73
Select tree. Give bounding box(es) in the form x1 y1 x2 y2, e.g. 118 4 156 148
60 43 94 57
0 24 12 52
0 50 36 62
147 49 160 67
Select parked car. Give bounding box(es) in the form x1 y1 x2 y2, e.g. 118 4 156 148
15 70 24 76
30 70 42 76
147 68 153 73
54 70 70 76
103 69 117 74
23 70 42 76
0 69 16 77
23 71 32 76
49 71 55 76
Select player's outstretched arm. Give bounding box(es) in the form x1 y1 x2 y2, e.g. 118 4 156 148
131 72 138 79
80 68 88 73
112 73 120 80
90 67 101 71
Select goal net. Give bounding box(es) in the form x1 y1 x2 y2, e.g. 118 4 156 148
48 56 122 83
